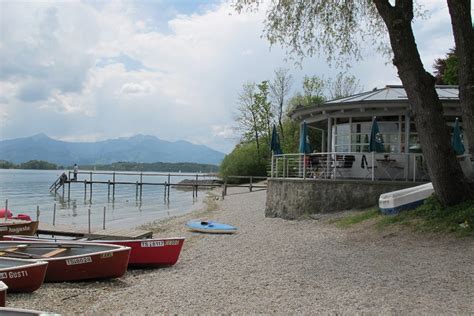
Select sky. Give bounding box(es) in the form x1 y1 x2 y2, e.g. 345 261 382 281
0 0 458 153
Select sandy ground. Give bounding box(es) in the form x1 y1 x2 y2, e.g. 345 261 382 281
8 187 474 314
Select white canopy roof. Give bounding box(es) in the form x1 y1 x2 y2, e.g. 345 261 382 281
291 85 460 125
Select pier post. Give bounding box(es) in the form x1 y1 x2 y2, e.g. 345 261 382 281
167 181 170 201
88 207 91 233
4 199 7 222
36 206 40 221
89 172 93 201
84 180 87 200
107 180 111 200
249 176 253 192
195 174 198 198
62 182 65 198
139 173 143 200
53 203 56 226
136 181 139 200
164 182 167 201
112 172 116 201
103 206 106 230
222 178 227 199
68 181 70 201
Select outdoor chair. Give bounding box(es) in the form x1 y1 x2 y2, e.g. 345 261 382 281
334 155 355 178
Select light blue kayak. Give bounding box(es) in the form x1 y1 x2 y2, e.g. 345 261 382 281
186 220 237 234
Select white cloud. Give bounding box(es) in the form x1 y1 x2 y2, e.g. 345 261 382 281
0 0 457 154
120 81 153 95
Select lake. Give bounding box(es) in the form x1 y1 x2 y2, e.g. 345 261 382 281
0 169 213 229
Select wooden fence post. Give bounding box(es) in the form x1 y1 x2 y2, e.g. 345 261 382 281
53 203 56 226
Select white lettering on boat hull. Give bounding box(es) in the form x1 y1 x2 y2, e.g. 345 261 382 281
141 240 164 248
66 256 92 265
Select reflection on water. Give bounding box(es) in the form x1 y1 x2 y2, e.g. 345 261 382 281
0 169 210 229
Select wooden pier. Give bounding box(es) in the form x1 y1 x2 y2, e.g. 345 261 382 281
37 222 152 240
49 171 267 201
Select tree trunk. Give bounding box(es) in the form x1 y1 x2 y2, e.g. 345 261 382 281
374 0 474 205
447 0 474 155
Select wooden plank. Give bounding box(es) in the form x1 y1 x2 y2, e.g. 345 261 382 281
38 222 152 240
42 248 67 258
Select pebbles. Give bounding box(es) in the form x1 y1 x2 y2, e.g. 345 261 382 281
8 187 474 314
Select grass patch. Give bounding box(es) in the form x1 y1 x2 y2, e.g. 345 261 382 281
331 208 381 228
377 197 474 237
331 197 474 237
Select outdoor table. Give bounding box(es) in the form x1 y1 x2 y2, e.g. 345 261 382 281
375 158 404 180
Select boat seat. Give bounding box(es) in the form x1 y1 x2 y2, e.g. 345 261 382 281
0 244 28 256
0 247 19 256
42 247 68 258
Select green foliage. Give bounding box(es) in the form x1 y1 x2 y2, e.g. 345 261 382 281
377 196 473 237
331 208 380 228
0 160 16 169
331 197 474 237
18 160 57 170
443 54 458 85
433 49 458 85
220 142 268 181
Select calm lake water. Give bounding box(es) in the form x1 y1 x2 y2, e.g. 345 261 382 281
0 169 213 229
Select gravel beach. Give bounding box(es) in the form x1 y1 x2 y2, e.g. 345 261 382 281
9 187 474 314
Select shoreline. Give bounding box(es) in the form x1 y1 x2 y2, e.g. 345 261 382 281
8 187 473 314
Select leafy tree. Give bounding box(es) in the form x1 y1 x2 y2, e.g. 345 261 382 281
328 72 363 99
433 49 458 85
235 82 262 154
234 0 474 205
255 80 274 143
303 75 326 103
270 68 293 140
220 142 269 181
0 160 15 169
19 160 57 170
235 81 275 158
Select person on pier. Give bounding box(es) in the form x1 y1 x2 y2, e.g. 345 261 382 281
73 164 78 181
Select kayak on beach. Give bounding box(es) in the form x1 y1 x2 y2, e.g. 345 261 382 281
186 220 237 234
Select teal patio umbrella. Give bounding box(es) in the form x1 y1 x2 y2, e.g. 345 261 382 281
452 118 465 155
369 117 384 153
299 121 311 154
270 125 283 155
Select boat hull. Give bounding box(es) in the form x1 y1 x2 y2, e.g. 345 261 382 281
379 182 434 215
0 241 130 282
0 258 48 293
4 236 185 268
0 307 59 315
0 221 38 237
0 281 6 306
98 238 185 267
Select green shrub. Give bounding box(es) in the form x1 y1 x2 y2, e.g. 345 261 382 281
220 142 268 183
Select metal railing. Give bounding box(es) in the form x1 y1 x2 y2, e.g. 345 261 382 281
270 152 434 182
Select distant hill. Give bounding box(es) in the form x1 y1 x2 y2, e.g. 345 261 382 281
0 133 225 166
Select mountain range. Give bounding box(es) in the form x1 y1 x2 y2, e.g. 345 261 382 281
0 133 225 166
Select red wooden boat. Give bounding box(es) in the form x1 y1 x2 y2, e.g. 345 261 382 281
4 236 185 268
0 220 38 237
0 307 60 315
0 281 7 306
0 257 48 293
0 241 130 282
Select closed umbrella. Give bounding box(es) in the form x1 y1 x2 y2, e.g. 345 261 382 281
452 117 465 155
369 117 384 153
299 122 311 154
270 125 283 155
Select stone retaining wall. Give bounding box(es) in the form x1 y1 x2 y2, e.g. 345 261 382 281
265 178 422 219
